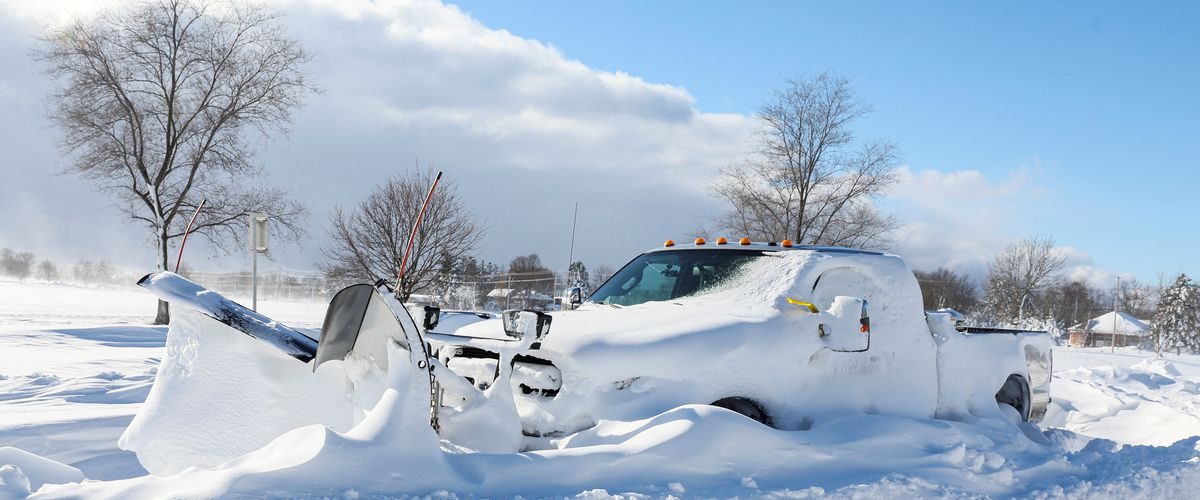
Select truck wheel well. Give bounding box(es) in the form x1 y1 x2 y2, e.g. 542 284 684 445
711 397 771 427
995 374 1031 422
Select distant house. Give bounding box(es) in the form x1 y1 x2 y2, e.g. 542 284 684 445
1068 311 1152 348
485 288 554 311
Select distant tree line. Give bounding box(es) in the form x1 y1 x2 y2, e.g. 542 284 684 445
0 247 135 286
914 237 1198 353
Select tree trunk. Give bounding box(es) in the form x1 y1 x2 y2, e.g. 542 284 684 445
154 228 171 325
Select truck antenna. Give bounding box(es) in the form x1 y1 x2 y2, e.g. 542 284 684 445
566 202 578 288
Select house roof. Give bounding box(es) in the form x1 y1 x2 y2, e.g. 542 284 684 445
1071 311 1152 336
486 288 553 301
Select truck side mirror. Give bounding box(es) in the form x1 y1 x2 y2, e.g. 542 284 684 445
566 287 583 309
422 305 440 331
820 296 870 352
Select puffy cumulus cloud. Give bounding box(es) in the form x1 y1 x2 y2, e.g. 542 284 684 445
884 164 1118 288
0 0 758 270
278 0 754 184
884 166 1039 280
1059 247 1137 289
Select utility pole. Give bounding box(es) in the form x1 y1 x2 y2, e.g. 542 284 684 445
1071 298 1078 346
1111 276 1121 353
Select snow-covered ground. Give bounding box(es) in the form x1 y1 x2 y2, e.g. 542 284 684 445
3 279 1200 498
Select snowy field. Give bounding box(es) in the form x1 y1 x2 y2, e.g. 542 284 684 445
3 279 1200 498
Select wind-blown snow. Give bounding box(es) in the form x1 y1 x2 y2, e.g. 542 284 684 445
3 279 1200 498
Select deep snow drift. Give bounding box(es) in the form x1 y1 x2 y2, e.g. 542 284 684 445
3 278 1200 498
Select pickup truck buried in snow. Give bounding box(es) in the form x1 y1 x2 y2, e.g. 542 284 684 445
135 238 1052 457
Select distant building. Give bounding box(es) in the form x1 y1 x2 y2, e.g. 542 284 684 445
485 288 554 311
1068 311 1152 348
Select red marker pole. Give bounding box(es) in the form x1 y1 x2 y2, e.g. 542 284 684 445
397 172 443 297
174 199 207 274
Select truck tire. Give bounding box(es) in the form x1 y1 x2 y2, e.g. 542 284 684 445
711 397 770 426
995 374 1031 422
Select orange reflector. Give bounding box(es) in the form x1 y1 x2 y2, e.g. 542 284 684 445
781 239 794 248
716 237 728 245
694 237 706 245
739 237 751 245
664 239 676 247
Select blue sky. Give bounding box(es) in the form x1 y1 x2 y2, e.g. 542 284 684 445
0 0 1195 286
450 0 1200 282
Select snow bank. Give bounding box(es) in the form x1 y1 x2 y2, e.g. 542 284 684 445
0 465 31 500
1046 355 1200 446
118 308 358 475
0 447 83 493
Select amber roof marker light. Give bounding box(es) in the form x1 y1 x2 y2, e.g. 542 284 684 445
694 237 707 245
664 239 676 247
716 237 728 245
738 237 751 245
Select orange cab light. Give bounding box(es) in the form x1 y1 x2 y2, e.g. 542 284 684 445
739 237 751 245
664 239 676 247
694 237 706 245
781 239 794 248
716 237 728 245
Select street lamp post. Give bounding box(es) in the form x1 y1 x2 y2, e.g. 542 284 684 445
250 213 269 311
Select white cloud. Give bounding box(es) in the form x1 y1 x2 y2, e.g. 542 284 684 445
885 166 1036 279
0 0 758 271
885 164 1122 289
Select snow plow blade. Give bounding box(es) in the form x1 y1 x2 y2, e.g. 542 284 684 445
314 283 417 372
137 272 319 362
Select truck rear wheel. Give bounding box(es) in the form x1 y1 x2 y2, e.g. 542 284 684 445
995 374 1031 422
711 397 770 426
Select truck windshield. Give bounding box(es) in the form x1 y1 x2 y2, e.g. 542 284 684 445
588 250 768 306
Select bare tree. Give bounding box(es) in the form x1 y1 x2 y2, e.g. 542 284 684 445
710 74 901 248
35 0 313 323
914 268 979 313
1041 279 1107 328
507 254 557 299
320 169 484 302
982 237 1068 324
1112 278 1157 319
0 249 35 281
590 264 615 292
37 260 59 282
